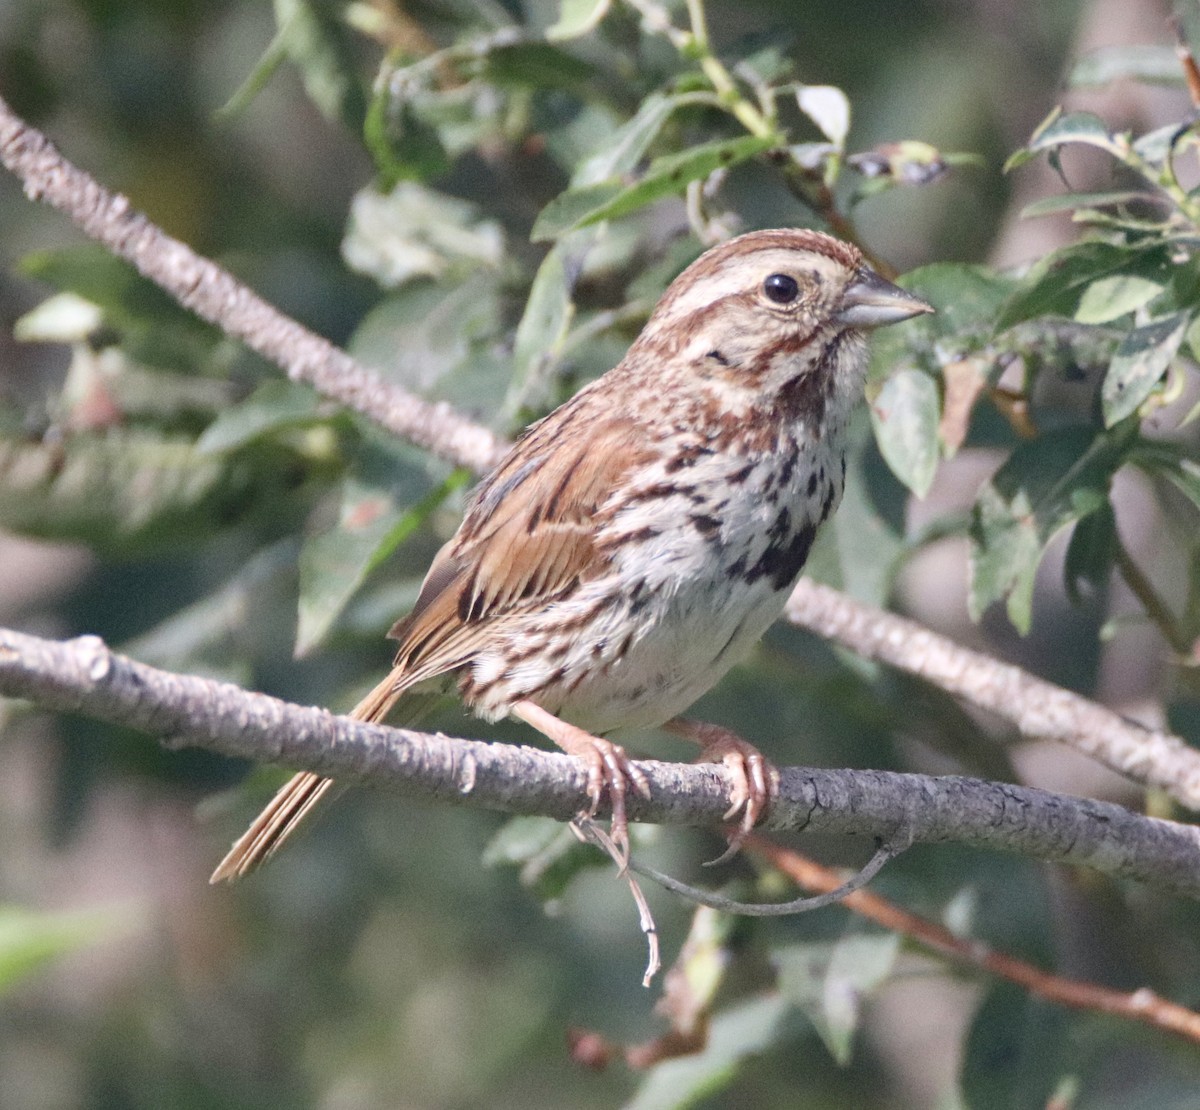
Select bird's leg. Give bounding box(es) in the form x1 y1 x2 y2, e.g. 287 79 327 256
664 718 779 863
511 699 651 867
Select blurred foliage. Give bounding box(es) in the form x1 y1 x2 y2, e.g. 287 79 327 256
0 905 135 996
4 1 1200 1108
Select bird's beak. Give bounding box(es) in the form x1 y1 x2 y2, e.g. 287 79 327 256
836 267 934 329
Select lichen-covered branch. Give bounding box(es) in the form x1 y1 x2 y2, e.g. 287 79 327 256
3 625 1200 899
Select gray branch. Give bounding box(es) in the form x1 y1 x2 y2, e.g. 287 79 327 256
3 625 1200 898
3 94 1200 816
786 580 1200 809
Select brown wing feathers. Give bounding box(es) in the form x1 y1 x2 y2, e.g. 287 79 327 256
211 418 642 882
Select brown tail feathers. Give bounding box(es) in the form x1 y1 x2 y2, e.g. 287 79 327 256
209 671 407 883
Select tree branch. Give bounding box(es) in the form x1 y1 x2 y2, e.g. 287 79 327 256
4 93 1200 816
3 625 1200 899
751 838 1200 1046
786 579 1200 810
0 93 504 476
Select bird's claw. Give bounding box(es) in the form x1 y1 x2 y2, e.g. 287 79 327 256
667 719 779 866
577 736 650 869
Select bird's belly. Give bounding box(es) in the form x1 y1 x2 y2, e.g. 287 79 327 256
465 543 798 734
554 577 790 732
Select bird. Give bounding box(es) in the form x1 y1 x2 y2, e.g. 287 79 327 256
210 227 932 883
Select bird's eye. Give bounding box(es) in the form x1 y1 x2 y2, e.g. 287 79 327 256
763 273 800 305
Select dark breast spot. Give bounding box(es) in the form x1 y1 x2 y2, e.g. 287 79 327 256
821 484 837 521
746 521 818 591
691 513 721 538
767 507 792 542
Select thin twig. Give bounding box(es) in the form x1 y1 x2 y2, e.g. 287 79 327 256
4 626 1200 898
1112 530 1192 657
629 0 887 269
630 838 901 915
748 835 1200 1047
575 818 661 985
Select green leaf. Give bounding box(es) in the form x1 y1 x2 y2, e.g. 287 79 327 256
572 92 685 186
775 934 901 1065
733 44 796 87
1005 108 1125 171
968 425 1130 632
970 482 1043 634
0 428 312 556
346 272 506 414
591 133 775 224
1020 189 1158 219
482 815 608 902
809 412 905 606
530 183 624 242
1063 499 1116 603
996 241 1169 330
1102 312 1187 426
122 541 300 684
1074 275 1165 324
867 263 1015 384
197 380 324 454
533 135 776 241
1129 439 1200 512
342 182 504 288
296 444 461 654
545 0 612 41
19 245 221 373
0 905 135 995
273 0 366 129
1132 122 1194 168
507 241 578 414
624 994 796 1110
364 78 450 186
214 22 289 120
1070 44 1184 89
870 368 940 497
960 982 1072 1110
483 42 597 92
795 85 850 147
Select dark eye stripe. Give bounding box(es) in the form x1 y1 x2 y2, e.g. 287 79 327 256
763 273 799 304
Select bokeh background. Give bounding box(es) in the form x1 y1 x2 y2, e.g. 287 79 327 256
2 0 1199 1107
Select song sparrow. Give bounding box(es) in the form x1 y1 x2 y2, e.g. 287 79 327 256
211 228 931 882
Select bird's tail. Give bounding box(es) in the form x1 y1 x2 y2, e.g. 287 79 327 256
208 671 408 883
